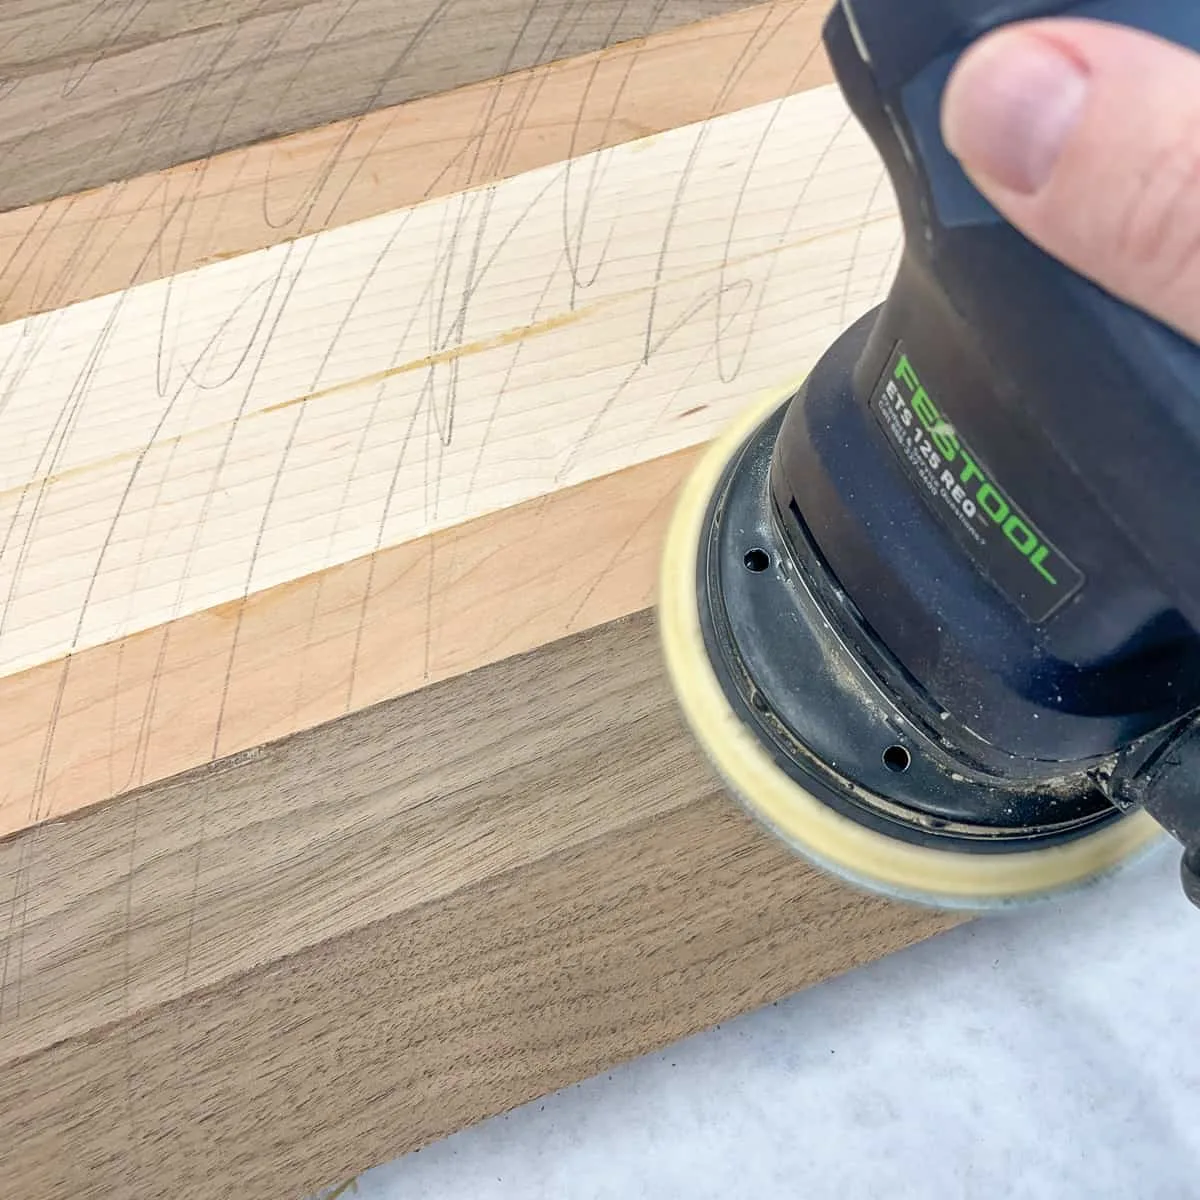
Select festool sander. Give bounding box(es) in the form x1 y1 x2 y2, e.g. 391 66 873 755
659 0 1200 910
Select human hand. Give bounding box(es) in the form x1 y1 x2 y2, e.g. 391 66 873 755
941 18 1200 344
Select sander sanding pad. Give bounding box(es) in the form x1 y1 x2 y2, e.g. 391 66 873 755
657 386 1165 910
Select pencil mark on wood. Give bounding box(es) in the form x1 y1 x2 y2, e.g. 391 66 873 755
0 0 765 213
0 11 900 861
0 612 958 1199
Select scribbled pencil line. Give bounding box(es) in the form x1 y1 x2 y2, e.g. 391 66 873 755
421 522 440 685
6 0 142 83
0 74 898 842
456 0 575 190
260 0 459 234
255 0 380 232
144 24 290 288
640 124 713 367
556 277 754 489
297 182 521 705
0 290 71 426
296 168 544 704
462 243 567 509
17 280 271 824
643 0 790 384
708 1 832 383
0 0 603 215
0 137 202 324
563 472 677 631
345 378 438 708
341 521 440 715
121 783 146 1177
283 0 651 240
61 0 156 98
210 407 306 755
431 187 501 446
554 90 810 486
119 625 164 798
337 182 510 690
1 818 50 1020
0 183 87 319
1 0 394 319
330 161 567 569
0 817 31 1022
719 107 862 386
553 0 680 306
128 618 197 801
182 236 323 988
204 207 366 753
279 207 435 724
0 297 128 657
559 0 645 305
411 0 588 222
14 234 310 852
144 7 309 397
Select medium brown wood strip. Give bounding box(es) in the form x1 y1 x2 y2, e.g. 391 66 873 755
0 0 829 217
0 0 834 323
0 447 702 841
0 609 959 1198
2 610 724 1064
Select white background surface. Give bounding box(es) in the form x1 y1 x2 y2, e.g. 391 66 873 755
342 841 1198 1199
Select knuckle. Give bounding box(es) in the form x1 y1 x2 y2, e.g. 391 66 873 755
1113 128 1200 287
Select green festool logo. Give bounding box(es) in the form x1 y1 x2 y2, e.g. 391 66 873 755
893 354 1059 587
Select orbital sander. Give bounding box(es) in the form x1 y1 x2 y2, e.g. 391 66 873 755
659 0 1200 911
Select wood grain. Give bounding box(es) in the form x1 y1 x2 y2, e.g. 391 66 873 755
0 0 784 213
0 446 701 840
0 0 835 323
0 609 723 1060
0 611 961 1200
0 85 898 685
0 8 946 1196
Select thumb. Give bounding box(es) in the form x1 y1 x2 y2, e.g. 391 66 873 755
941 18 1200 344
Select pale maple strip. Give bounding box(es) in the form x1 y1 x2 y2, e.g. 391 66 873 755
0 444 719 839
0 85 900 683
0 0 834 325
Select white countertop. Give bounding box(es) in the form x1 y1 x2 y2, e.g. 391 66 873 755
345 839 1198 1199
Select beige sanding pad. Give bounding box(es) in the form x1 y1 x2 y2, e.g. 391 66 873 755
657 384 1165 910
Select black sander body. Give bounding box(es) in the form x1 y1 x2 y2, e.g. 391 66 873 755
659 0 1200 910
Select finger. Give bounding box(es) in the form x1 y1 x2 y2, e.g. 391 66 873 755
940 18 1200 344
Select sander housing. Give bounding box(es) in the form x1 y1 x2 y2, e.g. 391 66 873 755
659 0 1200 909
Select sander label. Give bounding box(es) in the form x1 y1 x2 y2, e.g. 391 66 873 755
872 344 1084 624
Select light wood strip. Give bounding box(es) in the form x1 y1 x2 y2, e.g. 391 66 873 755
0 611 961 1200
0 447 701 838
0 86 899 687
0 0 835 323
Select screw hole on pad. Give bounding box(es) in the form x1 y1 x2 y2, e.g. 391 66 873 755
744 548 771 572
883 744 912 773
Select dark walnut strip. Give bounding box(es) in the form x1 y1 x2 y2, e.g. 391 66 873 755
0 0 761 212
0 609 959 1200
